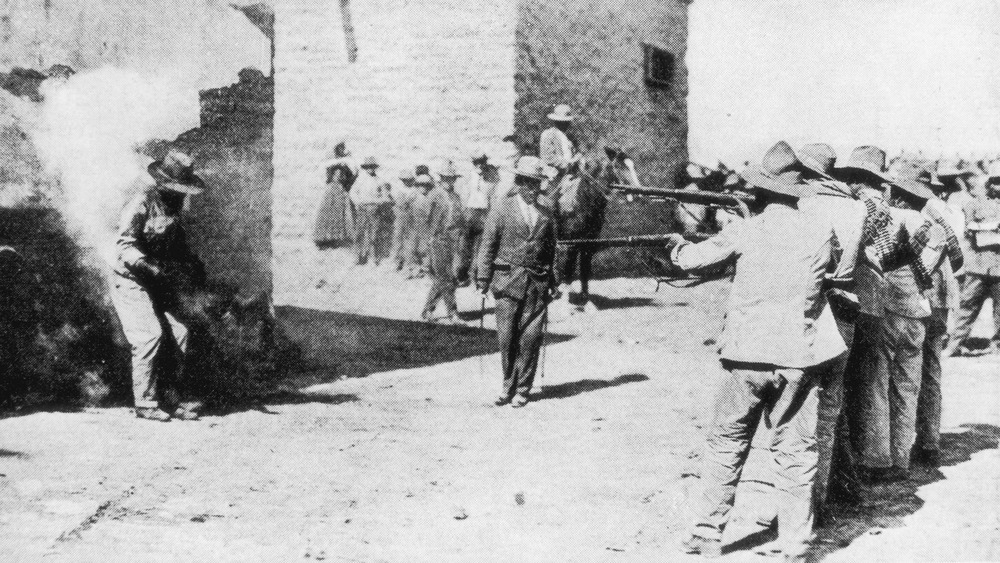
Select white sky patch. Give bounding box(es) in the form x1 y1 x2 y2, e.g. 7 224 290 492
688 0 1000 167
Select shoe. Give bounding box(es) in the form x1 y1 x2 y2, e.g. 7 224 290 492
421 310 434 322
494 395 511 406
135 406 172 422
680 535 722 558
510 395 528 408
943 342 970 358
173 404 202 421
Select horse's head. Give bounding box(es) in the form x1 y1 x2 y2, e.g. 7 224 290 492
602 146 641 188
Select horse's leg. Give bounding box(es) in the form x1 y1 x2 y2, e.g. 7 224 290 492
579 247 592 300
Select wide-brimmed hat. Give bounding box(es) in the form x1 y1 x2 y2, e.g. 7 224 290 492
740 141 804 199
439 161 461 179
835 146 892 184
892 165 937 200
415 164 430 176
547 104 574 122
471 149 490 166
798 143 836 180
360 156 379 169
512 155 548 181
413 173 435 186
398 169 415 182
148 149 206 195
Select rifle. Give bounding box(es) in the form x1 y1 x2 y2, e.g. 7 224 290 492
557 233 711 250
609 183 754 219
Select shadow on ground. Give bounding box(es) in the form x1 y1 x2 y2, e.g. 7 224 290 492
534 373 650 401
805 423 1000 561
276 306 575 386
0 448 29 459
203 390 361 416
575 294 657 310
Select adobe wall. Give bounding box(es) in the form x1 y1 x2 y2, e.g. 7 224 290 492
515 0 688 246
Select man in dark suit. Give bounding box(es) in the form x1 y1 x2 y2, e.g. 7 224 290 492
476 156 558 408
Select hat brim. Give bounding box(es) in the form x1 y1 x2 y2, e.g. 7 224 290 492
799 158 835 181
937 169 976 179
891 178 935 200
742 168 801 199
148 162 206 195
833 166 892 185
547 113 573 122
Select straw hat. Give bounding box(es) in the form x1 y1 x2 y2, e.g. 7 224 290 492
547 104 574 122
413 173 435 186
360 156 379 169
148 149 206 195
512 156 548 181
439 161 461 179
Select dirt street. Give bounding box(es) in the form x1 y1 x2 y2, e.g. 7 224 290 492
4 247 1000 562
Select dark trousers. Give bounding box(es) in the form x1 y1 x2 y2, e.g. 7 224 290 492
916 308 947 452
951 273 1000 345
458 209 487 282
423 235 459 317
495 282 548 399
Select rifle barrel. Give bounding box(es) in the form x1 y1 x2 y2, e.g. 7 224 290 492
610 184 753 217
558 233 711 248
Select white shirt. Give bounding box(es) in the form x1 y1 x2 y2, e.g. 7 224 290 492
350 171 384 206
517 194 539 229
467 173 492 210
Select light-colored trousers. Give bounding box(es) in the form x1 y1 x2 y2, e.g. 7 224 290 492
111 275 189 408
688 361 820 560
730 353 847 535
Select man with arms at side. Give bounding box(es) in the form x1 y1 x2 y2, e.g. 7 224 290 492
476 156 558 408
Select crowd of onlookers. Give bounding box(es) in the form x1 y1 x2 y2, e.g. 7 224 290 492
313 139 519 322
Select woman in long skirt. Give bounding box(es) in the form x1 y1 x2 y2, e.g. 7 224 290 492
314 143 358 249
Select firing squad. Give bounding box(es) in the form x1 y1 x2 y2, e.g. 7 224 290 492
2 2 1000 560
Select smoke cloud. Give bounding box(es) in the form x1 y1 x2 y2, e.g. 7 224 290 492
32 66 201 267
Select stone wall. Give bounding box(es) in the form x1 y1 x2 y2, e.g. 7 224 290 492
516 0 688 250
172 68 274 298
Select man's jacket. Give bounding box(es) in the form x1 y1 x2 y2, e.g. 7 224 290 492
115 188 200 284
672 201 849 368
476 195 557 301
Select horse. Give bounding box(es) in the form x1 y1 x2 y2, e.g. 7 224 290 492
671 162 742 235
550 148 639 311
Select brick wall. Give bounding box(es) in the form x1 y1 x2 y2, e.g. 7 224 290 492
271 0 517 256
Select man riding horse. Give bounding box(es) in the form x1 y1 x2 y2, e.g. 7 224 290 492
540 103 601 313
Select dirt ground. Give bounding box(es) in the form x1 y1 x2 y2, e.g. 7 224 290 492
4 244 1000 562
